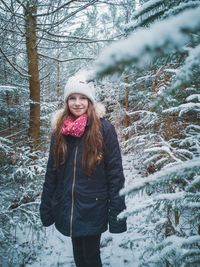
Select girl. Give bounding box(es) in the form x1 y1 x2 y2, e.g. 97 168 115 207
40 71 127 267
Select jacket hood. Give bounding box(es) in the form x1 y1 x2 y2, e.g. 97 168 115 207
51 102 106 130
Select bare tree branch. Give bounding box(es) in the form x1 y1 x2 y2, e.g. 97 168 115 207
38 52 94 62
0 47 30 78
0 0 24 19
14 0 27 11
34 0 76 17
38 36 116 44
96 0 126 6
35 0 98 28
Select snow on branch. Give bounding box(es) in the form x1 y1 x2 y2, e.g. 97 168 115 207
146 235 200 266
91 7 200 78
119 192 186 219
0 137 13 152
120 158 200 196
163 0 200 19
163 87 200 116
132 0 163 18
186 94 200 102
186 175 200 192
124 0 166 32
126 110 157 117
172 44 200 89
163 103 200 117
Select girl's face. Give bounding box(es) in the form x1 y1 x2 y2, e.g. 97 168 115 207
67 93 89 118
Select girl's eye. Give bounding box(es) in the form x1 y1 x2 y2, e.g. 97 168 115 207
68 95 87 101
68 97 75 100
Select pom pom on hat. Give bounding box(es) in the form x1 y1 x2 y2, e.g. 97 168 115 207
64 71 95 103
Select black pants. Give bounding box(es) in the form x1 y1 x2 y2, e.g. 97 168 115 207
71 234 102 267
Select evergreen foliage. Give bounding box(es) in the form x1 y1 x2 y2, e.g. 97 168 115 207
93 0 200 265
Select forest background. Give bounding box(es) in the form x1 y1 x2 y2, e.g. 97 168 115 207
0 0 200 266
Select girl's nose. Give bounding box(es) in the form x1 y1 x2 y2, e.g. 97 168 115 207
75 98 81 105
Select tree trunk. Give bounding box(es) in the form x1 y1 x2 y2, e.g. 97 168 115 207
56 58 61 97
174 208 180 226
6 92 11 134
124 75 130 141
25 1 40 149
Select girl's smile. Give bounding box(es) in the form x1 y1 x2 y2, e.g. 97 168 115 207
67 93 89 118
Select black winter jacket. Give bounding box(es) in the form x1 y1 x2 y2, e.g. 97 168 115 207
40 117 127 237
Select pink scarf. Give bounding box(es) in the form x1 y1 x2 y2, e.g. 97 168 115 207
61 114 87 137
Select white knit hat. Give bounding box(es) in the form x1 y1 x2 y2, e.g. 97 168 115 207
64 71 95 103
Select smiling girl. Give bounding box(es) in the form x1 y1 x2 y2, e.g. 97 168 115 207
40 71 127 267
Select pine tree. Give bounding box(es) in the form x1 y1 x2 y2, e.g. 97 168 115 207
93 1 200 266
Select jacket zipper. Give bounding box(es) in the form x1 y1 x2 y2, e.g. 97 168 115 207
70 145 78 237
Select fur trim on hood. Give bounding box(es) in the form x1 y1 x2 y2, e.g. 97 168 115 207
51 102 106 130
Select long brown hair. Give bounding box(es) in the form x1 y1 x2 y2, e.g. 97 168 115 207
53 101 103 176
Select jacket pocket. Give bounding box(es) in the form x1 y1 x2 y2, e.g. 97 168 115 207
75 192 108 224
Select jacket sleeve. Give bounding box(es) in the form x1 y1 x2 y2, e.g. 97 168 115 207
40 135 57 227
103 120 127 233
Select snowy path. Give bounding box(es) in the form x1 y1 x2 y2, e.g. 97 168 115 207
27 154 140 267
26 226 137 267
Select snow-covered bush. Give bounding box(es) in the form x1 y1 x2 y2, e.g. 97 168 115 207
0 139 47 266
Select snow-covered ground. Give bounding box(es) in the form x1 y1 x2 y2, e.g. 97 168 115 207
26 226 138 267
26 154 141 267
